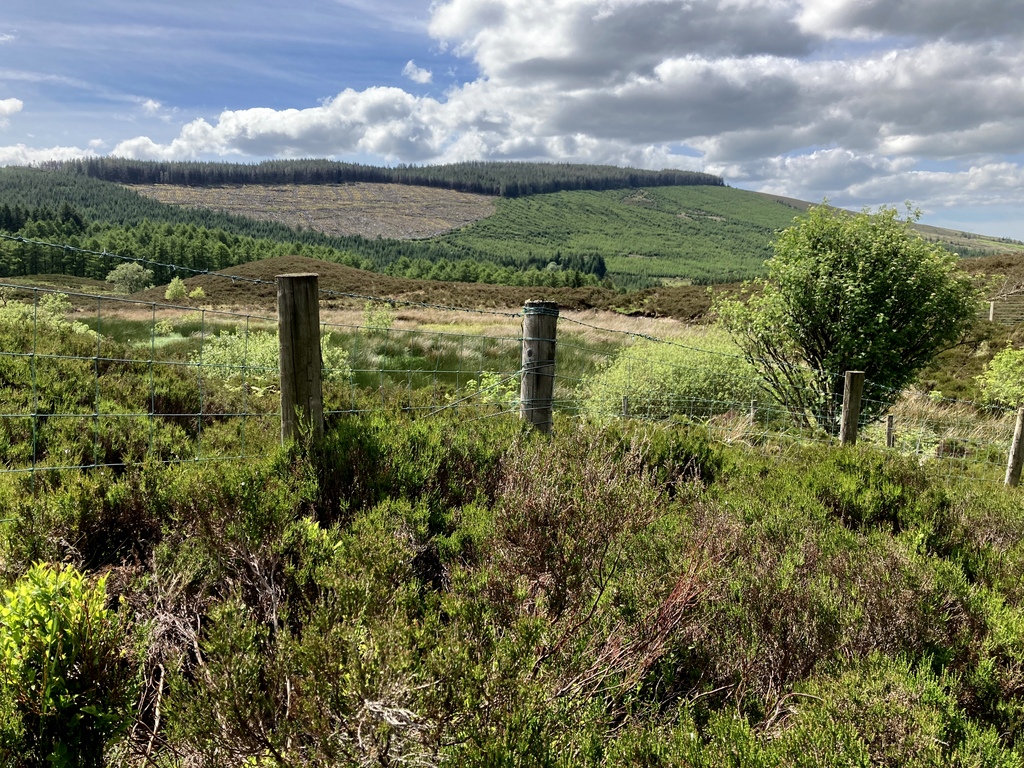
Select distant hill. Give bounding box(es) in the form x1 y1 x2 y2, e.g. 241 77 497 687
130 255 721 320
3 162 1022 292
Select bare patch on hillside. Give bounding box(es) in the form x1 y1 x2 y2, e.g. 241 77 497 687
127 183 498 239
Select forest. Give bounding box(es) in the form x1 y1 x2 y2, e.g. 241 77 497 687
41 158 725 198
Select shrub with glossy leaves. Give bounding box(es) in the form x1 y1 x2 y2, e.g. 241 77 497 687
0 563 137 768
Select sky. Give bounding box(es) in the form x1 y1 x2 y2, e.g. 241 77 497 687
2 0 1023 239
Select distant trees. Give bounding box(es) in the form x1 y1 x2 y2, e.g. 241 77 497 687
43 158 724 198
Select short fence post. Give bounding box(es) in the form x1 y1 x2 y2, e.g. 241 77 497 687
989 301 996 322
277 273 324 444
886 414 895 448
839 370 865 446
520 300 559 433
622 396 630 418
1005 406 1024 487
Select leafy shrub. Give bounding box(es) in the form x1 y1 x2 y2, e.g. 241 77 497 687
361 300 396 336
0 563 137 768
192 326 351 390
0 293 96 339
104 262 153 294
579 330 759 420
163 276 187 301
978 344 1024 407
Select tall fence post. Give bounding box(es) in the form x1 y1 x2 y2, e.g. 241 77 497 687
277 273 324 444
886 414 895 449
1005 406 1024 487
839 370 865 446
520 300 559 433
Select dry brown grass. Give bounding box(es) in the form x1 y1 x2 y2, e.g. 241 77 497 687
127 183 497 240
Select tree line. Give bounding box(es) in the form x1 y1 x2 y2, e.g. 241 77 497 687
0 208 607 289
40 158 724 197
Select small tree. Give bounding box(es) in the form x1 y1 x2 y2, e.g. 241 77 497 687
164 276 188 301
717 203 979 432
105 262 153 294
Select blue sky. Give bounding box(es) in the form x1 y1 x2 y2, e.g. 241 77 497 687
2 0 1023 240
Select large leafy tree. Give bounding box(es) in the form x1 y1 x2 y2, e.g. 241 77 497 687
718 203 979 432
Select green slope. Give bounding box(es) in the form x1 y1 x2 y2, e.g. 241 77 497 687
437 186 806 284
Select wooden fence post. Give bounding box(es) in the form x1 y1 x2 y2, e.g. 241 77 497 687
886 414 895 448
1005 406 1024 487
278 273 324 444
839 370 865 446
989 301 996 322
520 300 559 433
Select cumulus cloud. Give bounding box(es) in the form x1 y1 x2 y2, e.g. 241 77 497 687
0 144 93 166
797 0 1024 42
0 98 23 127
96 0 1024 218
402 60 432 84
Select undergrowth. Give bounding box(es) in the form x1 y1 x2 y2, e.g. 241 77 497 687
1 414 1024 766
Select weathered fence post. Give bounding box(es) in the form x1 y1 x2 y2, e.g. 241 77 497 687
1005 406 1024 487
622 396 630 418
886 414 895 449
989 301 997 323
277 273 324 444
520 300 559 433
839 370 865 446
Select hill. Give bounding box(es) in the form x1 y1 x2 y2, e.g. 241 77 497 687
130 182 497 239
131 254 721 320
4 162 1023 292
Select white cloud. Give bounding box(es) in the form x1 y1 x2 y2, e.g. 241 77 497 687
402 60 432 84
0 98 23 128
0 144 93 166
72 0 1024 219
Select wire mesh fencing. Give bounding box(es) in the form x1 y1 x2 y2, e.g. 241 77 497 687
0 232 1021 484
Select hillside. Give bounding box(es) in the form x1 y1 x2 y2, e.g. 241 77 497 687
130 182 497 239
131 254 721 319
3 162 1023 292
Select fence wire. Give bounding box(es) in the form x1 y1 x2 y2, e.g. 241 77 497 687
0 234 1020 485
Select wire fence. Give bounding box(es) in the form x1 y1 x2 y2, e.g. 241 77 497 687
0 235 1020 485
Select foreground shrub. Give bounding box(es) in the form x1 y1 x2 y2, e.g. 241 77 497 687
579 331 759 421
978 344 1024 407
0 563 137 768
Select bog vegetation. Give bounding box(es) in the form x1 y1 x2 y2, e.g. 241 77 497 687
5 162 1024 765
5 406 1024 765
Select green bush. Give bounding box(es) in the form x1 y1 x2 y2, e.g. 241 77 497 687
0 563 137 768
193 327 351 390
978 345 1024 407
579 330 759 420
104 263 153 294
163 276 187 301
